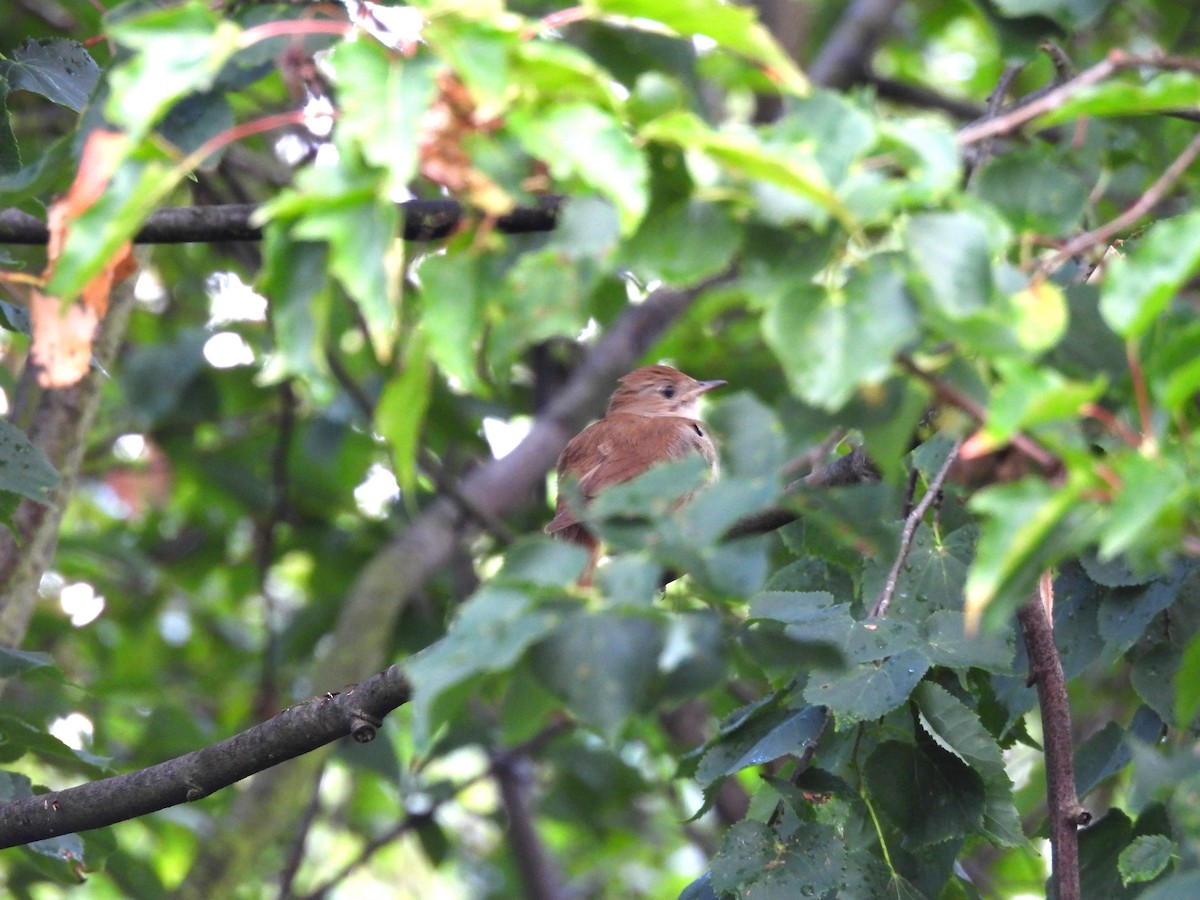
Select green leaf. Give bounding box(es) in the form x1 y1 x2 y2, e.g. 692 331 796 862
508 103 648 234
763 255 916 410
106 2 239 137
1119 835 1176 885
405 586 567 744
0 419 60 504
982 358 1104 444
975 151 1088 234
45 142 176 302
415 250 487 391
905 211 994 318
1009 281 1069 354
965 475 1092 632
804 648 929 724
619 201 740 283
1033 70 1200 130
257 235 332 395
531 610 663 740
1074 721 1131 801
696 705 825 785
1101 212 1200 338
375 335 432 499
641 111 853 230
0 38 101 112
1174 632 1200 730
330 42 436 192
915 682 1023 845
586 0 808 95
865 739 985 848
710 820 846 898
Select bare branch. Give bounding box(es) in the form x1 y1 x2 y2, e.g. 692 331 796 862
1018 575 1090 900
0 666 411 849
0 197 562 246
808 0 904 89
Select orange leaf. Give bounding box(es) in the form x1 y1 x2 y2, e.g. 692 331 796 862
45 129 128 267
30 290 99 388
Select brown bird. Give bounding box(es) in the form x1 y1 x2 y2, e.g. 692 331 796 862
546 364 725 585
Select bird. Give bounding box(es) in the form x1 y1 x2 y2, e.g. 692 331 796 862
546 364 725 585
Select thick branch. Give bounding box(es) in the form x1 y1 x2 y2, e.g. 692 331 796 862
0 197 562 246
808 0 904 89
1017 575 1088 900
0 665 411 849
0 282 135 646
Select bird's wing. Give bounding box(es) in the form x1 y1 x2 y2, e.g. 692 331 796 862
546 415 713 537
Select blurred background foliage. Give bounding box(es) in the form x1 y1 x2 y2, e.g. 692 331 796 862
4 0 1200 897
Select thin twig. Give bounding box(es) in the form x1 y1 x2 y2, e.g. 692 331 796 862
895 355 1063 476
956 51 1200 147
297 719 573 900
869 440 962 619
1037 130 1200 276
1018 574 1089 900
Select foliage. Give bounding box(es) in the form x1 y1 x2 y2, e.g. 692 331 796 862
3 0 1200 897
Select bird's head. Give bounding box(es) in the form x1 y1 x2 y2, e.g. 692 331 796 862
607 365 725 419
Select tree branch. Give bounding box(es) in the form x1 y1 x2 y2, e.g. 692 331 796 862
1017 574 1089 900
808 0 904 89
868 440 962 618
177 270 735 896
0 665 411 849
0 197 562 246
1037 130 1200 276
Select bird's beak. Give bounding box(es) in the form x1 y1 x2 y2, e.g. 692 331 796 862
686 379 726 399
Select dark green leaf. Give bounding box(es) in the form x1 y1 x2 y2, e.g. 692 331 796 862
805 649 929 724
710 820 846 898
0 419 59 504
532 610 663 740
0 39 101 112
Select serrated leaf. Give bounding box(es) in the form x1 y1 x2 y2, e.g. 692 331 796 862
865 739 985 849
643 111 853 229
107 2 239 137
915 682 1023 845
710 820 846 898
1073 721 1131 801
330 42 436 192
0 419 60 504
696 704 825 785
965 475 1093 633
0 38 101 112
375 335 431 499
805 648 929 724
1119 835 1177 886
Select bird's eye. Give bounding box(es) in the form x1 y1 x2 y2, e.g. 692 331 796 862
659 384 676 399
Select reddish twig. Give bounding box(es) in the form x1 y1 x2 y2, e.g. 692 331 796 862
895 355 1062 476
1126 341 1154 439
1036 131 1200 276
